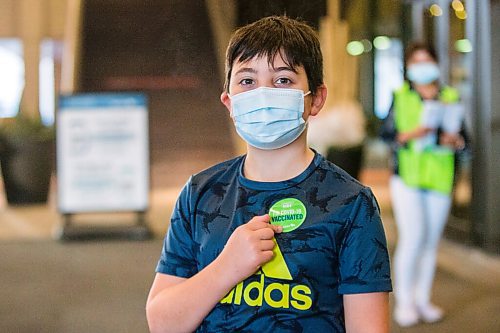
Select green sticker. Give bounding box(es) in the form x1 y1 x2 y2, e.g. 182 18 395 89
269 198 307 233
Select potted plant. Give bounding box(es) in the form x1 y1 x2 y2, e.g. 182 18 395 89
308 100 367 180
0 114 55 205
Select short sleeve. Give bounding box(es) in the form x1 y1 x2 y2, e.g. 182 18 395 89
338 188 392 294
156 178 198 278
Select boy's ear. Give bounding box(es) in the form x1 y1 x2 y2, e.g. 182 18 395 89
220 91 232 112
309 84 327 116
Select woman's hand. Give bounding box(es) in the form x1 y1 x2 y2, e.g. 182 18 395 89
440 132 465 150
397 126 434 144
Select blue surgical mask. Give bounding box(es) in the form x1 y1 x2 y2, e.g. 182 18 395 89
406 62 440 84
229 87 311 150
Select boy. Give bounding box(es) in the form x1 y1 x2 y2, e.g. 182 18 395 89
147 16 392 332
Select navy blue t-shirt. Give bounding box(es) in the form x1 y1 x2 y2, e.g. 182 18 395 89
157 152 392 332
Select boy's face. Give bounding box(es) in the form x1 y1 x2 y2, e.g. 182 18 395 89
220 53 326 120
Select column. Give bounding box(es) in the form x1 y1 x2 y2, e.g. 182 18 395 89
204 0 241 154
60 0 83 94
320 0 358 108
18 0 44 119
489 0 500 253
435 0 450 84
468 0 500 253
411 0 425 41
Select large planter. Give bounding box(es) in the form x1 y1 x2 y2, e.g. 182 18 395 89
0 135 54 205
326 145 364 180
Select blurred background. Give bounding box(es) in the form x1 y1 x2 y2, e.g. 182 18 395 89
0 0 498 332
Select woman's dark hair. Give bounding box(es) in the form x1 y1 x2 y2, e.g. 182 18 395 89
404 41 439 66
224 16 323 94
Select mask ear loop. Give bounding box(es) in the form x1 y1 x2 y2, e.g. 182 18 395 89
303 91 311 97
226 93 235 118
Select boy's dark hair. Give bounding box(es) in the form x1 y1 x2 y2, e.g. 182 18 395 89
404 41 438 65
224 16 323 94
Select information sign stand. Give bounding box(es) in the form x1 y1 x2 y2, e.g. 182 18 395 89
55 93 152 241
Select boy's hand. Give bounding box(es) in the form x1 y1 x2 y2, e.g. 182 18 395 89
218 214 282 286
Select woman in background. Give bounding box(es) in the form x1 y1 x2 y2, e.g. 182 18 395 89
380 42 465 328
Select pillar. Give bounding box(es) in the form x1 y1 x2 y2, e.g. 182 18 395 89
468 0 500 253
435 0 450 84
320 0 358 109
411 1 425 41
60 0 83 94
204 0 241 154
18 0 44 119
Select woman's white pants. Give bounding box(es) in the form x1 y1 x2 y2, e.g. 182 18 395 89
390 175 452 308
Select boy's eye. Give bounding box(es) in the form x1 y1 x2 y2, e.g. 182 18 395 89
275 77 292 85
239 78 254 86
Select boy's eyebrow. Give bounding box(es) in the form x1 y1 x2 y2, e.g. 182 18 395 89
273 66 298 73
233 67 257 75
233 66 298 76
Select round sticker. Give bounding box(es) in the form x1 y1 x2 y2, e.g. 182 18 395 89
269 198 307 233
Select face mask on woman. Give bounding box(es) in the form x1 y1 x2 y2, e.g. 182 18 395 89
406 62 440 84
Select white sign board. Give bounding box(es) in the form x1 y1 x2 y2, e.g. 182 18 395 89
57 93 149 213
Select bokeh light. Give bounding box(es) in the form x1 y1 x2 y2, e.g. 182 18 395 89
346 41 364 56
455 39 472 53
429 4 443 16
373 36 391 50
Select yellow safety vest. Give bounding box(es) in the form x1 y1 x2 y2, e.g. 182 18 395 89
394 82 459 194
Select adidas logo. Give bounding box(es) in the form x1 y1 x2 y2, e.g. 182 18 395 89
220 239 312 310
